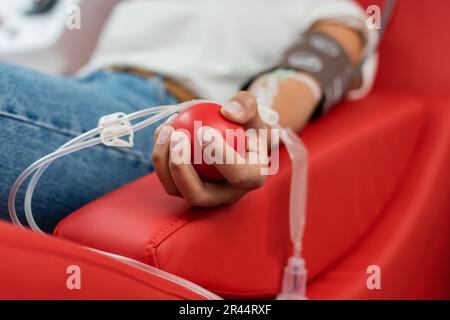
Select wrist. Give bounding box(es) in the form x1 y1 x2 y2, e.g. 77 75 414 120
248 69 322 130
249 69 322 105
289 71 322 104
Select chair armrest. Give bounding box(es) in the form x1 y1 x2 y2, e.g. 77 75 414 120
55 91 424 298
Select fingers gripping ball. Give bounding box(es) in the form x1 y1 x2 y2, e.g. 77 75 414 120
171 102 246 182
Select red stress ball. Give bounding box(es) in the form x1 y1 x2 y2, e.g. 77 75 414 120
171 102 246 182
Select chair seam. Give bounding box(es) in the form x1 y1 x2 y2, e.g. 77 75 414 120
145 217 192 268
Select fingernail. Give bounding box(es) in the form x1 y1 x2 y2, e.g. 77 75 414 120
202 127 215 143
170 131 191 165
222 101 242 114
171 132 185 151
156 126 171 144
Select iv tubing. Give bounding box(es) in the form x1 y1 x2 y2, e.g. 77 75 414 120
8 101 223 300
278 127 308 258
9 103 192 230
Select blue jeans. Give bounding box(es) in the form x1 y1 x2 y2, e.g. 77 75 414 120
0 62 178 232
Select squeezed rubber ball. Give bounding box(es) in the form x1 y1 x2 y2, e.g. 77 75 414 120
171 102 245 182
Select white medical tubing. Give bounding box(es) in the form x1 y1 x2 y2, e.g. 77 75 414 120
9 136 102 228
8 101 224 300
24 129 99 232
21 104 188 232
275 127 309 300
11 103 194 230
90 248 223 300
279 127 308 258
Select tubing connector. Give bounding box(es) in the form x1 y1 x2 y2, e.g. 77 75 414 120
276 256 308 300
98 112 134 147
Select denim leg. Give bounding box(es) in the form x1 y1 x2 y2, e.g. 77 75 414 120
0 62 178 232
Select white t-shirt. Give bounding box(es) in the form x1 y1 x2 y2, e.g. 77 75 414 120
82 0 378 102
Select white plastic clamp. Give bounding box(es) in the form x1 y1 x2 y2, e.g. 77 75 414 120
97 112 134 148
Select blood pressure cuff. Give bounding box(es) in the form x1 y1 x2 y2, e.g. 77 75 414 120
245 30 357 117
280 31 355 114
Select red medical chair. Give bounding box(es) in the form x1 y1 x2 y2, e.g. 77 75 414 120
1 1 449 299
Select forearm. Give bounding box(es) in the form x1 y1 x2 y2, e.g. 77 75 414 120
271 73 319 132
251 22 365 132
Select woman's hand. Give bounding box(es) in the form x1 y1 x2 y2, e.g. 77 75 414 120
152 91 271 207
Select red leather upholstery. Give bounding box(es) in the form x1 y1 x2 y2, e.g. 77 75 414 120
0 221 207 300
2 0 449 299
307 95 450 299
361 0 450 94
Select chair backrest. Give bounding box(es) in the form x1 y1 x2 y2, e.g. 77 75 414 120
357 0 450 93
